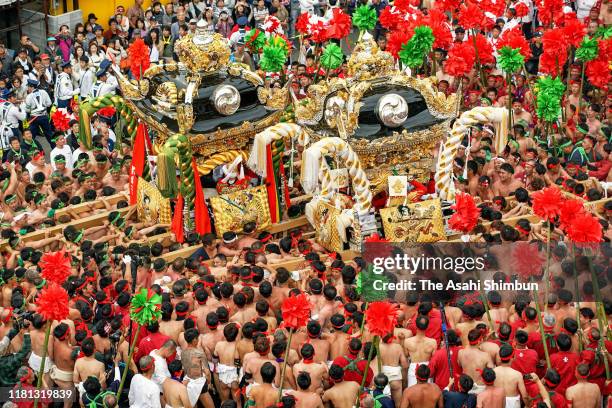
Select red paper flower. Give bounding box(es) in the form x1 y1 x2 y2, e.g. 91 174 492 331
326 8 352 40
394 0 420 12
444 41 475 76
37 282 69 322
422 9 453 50
433 0 462 12
532 186 564 222
514 2 529 17
40 250 72 285
559 198 585 231
458 3 486 30
308 18 329 43
543 28 568 57
97 106 116 118
51 109 70 132
536 0 564 26
497 27 531 59
472 34 495 65
512 242 544 280
380 6 404 30
586 58 610 90
482 0 506 18
562 17 586 47
295 12 311 34
365 301 398 337
387 29 412 59
539 50 567 77
281 293 311 329
128 38 151 80
448 192 481 234
565 211 603 247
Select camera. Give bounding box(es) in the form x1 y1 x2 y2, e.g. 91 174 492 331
12 309 34 330
109 330 122 343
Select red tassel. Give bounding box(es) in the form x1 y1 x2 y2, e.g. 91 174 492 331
129 123 147 205
191 157 211 234
172 193 185 243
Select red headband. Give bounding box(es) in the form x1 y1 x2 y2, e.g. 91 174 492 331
2 307 13 324
140 359 155 372
515 225 529 235
19 369 32 384
576 367 589 379
500 349 514 362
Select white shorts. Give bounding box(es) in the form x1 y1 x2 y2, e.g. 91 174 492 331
185 376 206 407
217 363 239 386
382 366 402 382
28 353 52 374
505 395 521 408
407 362 430 387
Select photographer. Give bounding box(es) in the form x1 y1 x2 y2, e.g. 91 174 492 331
0 319 31 387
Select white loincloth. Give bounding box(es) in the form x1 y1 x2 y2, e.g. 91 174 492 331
185 376 206 407
77 382 85 396
217 363 239 386
505 395 521 408
382 365 402 382
407 362 430 387
208 361 216 373
28 352 52 374
49 365 73 382
468 383 486 395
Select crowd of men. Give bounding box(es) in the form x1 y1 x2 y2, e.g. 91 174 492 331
0 0 609 405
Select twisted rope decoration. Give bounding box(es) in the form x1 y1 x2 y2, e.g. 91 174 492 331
302 137 372 214
198 150 249 175
247 123 305 177
435 107 508 201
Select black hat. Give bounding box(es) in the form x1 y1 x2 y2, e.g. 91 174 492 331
88 13 98 20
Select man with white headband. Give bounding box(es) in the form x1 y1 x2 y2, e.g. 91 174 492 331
219 231 241 257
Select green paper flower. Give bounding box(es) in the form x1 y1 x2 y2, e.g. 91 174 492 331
260 44 288 73
358 264 390 302
267 35 290 54
498 46 524 74
353 5 377 31
320 43 344 70
536 76 566 123
576 36 599 62
244 28 266 53
130 288 162 326
399 26 435 69
595 25 612 39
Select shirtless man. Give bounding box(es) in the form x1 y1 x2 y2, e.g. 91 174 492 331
159 303 184 343
305 321 331 364
458 328 494 395
565 364 601 408
163 360 193 408
102 163 128 192
316 285 339 328
49 323 75 408
404 315 437 387
494 345 528 408
191 290 217 334
219 232 241 257
292 344 328 393
476 368 505 408
29 315 54 387
181 329 214 408
322 365 360 408
289 372 324 408
237 222 258 249
380 332 409 407
493 163 523 197
400 365 443 408
249 362 279 408
328 314 351 360
213 323 240 405
486 292 508 330
243 336 280 395
512 101 533 126
73 337 106 395
200 313 225 364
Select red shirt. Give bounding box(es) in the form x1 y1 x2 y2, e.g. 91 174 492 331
511 348 539 398
549 351 579 395
332 354 374 386
134 331 170 363
429 345 463 389
528 331 559 362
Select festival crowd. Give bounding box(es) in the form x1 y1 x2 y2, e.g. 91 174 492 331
0 0 610 406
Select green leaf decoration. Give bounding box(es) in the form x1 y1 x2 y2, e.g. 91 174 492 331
594 25 612 40
576 36 599 62
266 34 290 54
130 288 162 326
359 264 390 302
353 5 377 31
536 76 566 123
398 26 435 69
498 46 524 73
260 44 288 73
320 43 344 70
244 28 266 53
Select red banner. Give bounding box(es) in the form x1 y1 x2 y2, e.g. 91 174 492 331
129 122 147 205
171 193 184 243
191 158 211 234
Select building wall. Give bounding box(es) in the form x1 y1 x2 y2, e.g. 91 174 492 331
53 0 163 29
